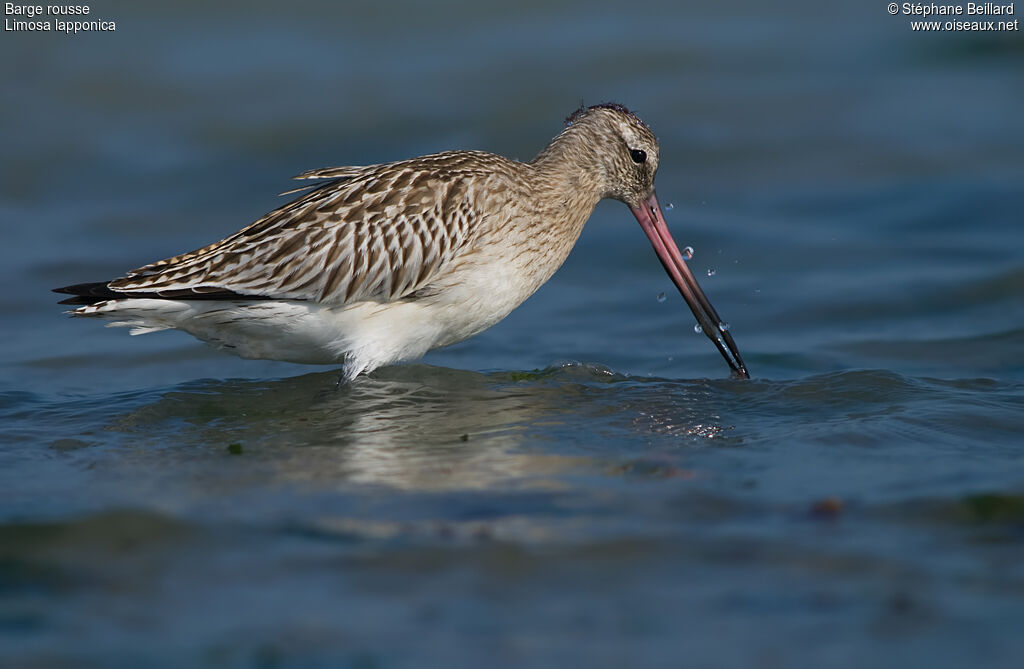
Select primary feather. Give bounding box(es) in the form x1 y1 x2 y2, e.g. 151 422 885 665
109 151 515 304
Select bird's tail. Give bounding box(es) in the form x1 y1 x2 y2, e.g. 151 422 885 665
52 281 128 305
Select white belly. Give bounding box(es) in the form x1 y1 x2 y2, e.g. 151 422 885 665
72 254 551 379
72 224 577 379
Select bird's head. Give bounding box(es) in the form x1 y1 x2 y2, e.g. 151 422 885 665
558 103 749 379
563 102 660 208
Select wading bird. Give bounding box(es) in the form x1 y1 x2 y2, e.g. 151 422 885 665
55 104 749 381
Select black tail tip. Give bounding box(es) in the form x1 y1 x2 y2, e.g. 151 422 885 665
53 281 118 305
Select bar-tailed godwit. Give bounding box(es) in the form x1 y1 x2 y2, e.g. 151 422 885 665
55 104 749 380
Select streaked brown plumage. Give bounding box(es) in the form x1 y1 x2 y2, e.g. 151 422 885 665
55 103 748 380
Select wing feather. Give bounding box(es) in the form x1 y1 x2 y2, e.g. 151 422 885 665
106 152 511 305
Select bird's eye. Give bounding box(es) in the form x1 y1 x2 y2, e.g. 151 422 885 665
630 149 647 164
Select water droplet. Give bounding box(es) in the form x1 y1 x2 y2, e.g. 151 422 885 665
665 202 675 210
656 292 666 303
694 324 703 334
682 246 694 260
707 268 717 277
718 322 730 332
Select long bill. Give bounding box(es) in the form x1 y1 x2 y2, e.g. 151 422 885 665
630 191 750 379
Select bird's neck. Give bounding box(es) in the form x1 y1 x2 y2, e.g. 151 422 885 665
490 128 605 283
528 126 606 222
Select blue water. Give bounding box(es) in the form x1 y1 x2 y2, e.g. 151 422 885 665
2 1 1023 666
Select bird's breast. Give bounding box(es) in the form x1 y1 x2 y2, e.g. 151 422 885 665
415 210 589 348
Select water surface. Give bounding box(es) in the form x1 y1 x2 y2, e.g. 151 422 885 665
2 1 1023 666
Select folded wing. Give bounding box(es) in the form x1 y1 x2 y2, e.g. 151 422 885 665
91 154 492 305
